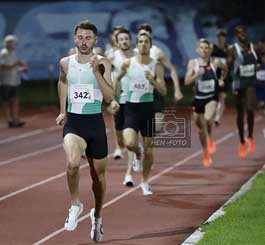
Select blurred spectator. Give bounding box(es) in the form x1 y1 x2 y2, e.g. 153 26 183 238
0 34 28 128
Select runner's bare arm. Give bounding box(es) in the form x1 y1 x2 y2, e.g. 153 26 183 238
213 59 228 87
158 48 182 100
113 59 130 96
146 63 167 96
56 57 68 126
91 56 114 103
184 60 197 85
227 46 236 69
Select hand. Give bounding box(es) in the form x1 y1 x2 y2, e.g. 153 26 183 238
109 100 120 115
218 79 224 87
144 70 154 83
174 90 183 101
56 113 66 126
88 55 100 72
18 65 28 72
196 67 205 77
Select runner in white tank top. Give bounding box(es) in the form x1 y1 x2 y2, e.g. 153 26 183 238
135 25 182 101
55 20 119 242
109 28 137 186
114 32 167 195
136 24 183 134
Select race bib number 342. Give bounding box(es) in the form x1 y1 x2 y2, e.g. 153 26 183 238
70 84 94 104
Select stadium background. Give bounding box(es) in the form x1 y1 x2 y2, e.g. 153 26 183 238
0 0 264 104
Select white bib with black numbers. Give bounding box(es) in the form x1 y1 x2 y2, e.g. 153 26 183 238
70 84 94 104
198 79 215 93
239 64 255 77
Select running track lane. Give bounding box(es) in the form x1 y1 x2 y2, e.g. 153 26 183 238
0 108 264 245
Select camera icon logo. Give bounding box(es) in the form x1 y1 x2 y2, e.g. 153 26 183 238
152 114 185 138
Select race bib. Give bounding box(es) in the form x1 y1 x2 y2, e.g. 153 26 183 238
256 70 265 81
198 79 215 93
130 81 149 93
70 84 94 104
239 64 255 77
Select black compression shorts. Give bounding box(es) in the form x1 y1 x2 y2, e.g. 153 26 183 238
63 112 108 159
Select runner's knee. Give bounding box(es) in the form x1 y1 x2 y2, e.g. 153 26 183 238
124 138 136 150
67 165 79 176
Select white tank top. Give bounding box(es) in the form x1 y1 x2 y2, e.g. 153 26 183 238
126 56 156 103
66 54 103 114
112 49 129 104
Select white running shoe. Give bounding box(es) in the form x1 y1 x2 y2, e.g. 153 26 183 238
140 182 153 196
132 154 142 172
113 148 123 159
123 175 134 187
90 208 103 242
64 203 83 231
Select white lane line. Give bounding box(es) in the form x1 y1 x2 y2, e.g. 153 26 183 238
0 126 59 145
32 128 239 245
0 163 87 202
0 144 62 167
0 113 53 129
0 128 111 168
0 150 119 202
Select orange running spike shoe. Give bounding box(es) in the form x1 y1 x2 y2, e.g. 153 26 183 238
246 138 255 153
207 137 216 154
239 143 247 159
203 151 212 167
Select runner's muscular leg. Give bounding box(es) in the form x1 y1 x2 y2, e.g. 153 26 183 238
205 100 217 137
142 137 153 182
88 157 107 218
123 128 140 154
63 133 87 205
194 112 207 151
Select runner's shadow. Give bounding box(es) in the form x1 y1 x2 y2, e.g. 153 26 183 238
79 226 195 245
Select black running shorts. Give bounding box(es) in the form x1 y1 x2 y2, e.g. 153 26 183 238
63 112 108 159
124 102 155 137
114 104 125 131
192 96 218 114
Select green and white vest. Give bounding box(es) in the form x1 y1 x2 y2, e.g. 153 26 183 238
126 56 156 103
66 54 103 114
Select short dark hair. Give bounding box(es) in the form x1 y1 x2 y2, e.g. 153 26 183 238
217 29 227 37
113 25 125 32
136 33 152 46
115 28 132 42
198 38 210 46
235 25 247 33
74 20 97 35
138 23 152 34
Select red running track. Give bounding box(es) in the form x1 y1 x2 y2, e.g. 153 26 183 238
0 106 264 245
